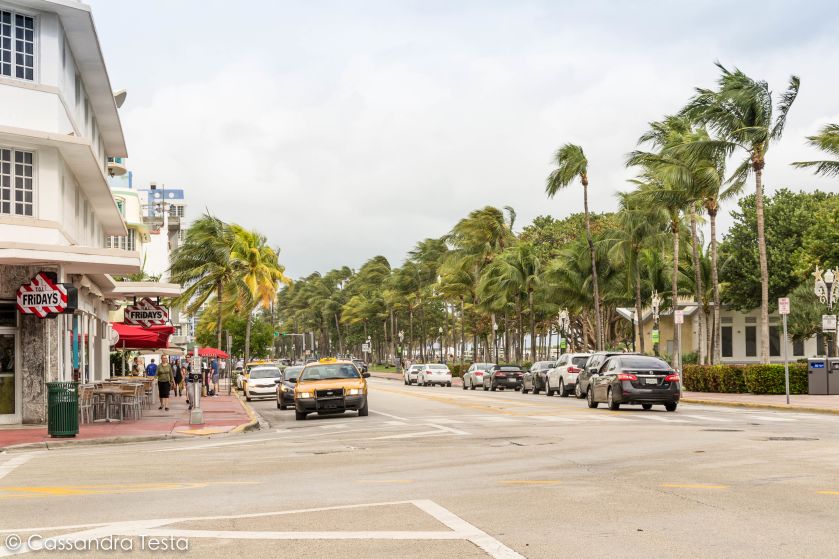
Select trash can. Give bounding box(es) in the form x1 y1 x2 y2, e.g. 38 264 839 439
47 381 79 438
808 358 828 395
829 359 839 395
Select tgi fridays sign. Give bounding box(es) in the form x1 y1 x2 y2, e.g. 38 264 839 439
16 272 78 318
124 297 169 327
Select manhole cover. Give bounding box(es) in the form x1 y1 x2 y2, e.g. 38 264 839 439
766 437 819 441
701 429 743 432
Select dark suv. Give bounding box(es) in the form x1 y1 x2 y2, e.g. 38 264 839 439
575 351 639 399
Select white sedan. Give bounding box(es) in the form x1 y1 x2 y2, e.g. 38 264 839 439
545 352 591 397
418 364 452 387
403 364 424 385
244 366 282 401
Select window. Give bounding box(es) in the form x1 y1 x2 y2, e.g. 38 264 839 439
169 205 185 217
115 198 124 216
745 326 757 357
769 326 781 357
721 326 733 358
0 10 34 81
0 148 33 216
105 229 136 251
793 338 804 357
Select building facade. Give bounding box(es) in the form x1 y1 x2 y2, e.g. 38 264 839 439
0 0 139 424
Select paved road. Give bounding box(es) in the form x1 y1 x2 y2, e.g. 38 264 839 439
1 377 838 558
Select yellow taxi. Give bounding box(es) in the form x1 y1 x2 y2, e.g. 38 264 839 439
239 359 276 392
294 358 370 420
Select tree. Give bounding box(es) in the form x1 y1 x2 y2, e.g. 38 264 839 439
793 123 839 177
546 144 603 350
170 214 237 350
682 62 800 363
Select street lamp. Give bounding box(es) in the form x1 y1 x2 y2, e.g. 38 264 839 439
814 265 839 356
438 326 444 363
651 290 662 357
397 330 404 371
493 321 499 363
558 308 570 355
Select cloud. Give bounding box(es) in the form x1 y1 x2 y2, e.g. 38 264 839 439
100 0 839 278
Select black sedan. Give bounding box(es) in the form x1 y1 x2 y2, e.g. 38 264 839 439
276 365 304 410
586 355 680 411
575 351 638 399
353 359 368 374
521 361 555 394
483 365 524 391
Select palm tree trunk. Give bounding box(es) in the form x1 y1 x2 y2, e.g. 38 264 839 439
409 306 414 363
517 302 524 362
459 299 465 363
334 313 343 356
528 290 536 362
216 281 223 350
420 304 427 362
688 204 706 364
634 254 645 354
244 313 252 364
583 180 604 351
504 312 510 362
709 205 722 364
671 219 681 372
581 314 589 351
754 166 770 364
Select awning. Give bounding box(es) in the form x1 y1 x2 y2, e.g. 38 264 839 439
112 322 174 350
197 347 230 359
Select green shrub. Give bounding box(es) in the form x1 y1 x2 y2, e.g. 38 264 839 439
449 364 464 377
742 364 808 394
681 352 698 365
683 365 748 393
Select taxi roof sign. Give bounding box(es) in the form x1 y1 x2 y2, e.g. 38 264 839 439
318 357 338 364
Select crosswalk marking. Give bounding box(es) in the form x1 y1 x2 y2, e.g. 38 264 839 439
680 414 730 423
749 415 796 422
631 414 691 423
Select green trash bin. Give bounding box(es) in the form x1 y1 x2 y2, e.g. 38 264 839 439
47 381 79 438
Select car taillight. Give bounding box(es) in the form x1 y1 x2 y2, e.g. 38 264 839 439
476 371 484 376
665 373 680 382
495 372 505 377
617 373 637 381
567 366 580 374
426 370 433 374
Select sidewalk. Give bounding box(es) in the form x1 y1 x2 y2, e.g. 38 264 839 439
681 391 839 414
0 390 257 451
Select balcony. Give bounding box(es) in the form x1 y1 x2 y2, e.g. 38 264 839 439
108 157 127 177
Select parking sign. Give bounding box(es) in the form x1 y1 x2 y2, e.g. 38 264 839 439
778 297 790 315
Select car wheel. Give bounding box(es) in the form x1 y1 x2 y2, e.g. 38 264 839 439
575 382 585 399
586 387 598 409
276 400 282 409
545 379 553 397
641 403 653 410
607 388 620 411
295 411 307 420
462 380 467 390
664 402 678 412
532 381 540 395
470 380 477 391
447 382 452 387
358 399 369 417
280 404 288 411
559 379 568 398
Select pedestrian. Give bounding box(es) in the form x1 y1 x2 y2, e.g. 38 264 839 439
157 356 173 411
173 359 184 397
131 356 140 375
185 359 193 408
210 357 219 395
145 358 157 377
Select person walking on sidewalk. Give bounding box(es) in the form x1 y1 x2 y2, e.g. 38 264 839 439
157 357 174 411
145 358 158 377
173 359 184 398
211 358 220 396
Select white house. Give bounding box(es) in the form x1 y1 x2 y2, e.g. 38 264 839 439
0 0 141 424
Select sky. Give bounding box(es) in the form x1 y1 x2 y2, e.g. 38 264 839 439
89 0 839 279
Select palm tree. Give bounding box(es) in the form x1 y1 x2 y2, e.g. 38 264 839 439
793 123 839 177
170 214 237 350
681 63 800 364
546 144 603 350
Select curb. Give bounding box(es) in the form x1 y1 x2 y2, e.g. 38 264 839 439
232 392 262 433
2 433 175 453
681 398 839 415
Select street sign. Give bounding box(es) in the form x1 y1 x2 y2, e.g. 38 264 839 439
124 298 169 327
16 272 77 318
361 343 371 353
559 337 567 349
822 314 837 331
778 297 790 315
674 310 684 325
274 331 279 337
651 329 660 344
433 342 441 350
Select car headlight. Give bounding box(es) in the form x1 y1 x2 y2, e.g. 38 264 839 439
347 388 361 396
297 391 312 399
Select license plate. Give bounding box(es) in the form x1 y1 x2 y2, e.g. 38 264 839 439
645 378 657 385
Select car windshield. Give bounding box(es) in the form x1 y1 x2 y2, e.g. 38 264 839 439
474 363 494 369
499 366 521 372
621 357 671 370
410 365 423 371
300 364 360 381
427 364 448 370
249 367 281 379
572 356 590 367
284 366 304 381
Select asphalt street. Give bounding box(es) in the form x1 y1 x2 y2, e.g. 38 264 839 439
1 377 838 558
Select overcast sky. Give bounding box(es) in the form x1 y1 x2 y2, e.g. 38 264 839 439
90 0 839 279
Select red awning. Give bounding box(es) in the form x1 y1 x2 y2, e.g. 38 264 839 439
197 347 229 359
112 322 175 350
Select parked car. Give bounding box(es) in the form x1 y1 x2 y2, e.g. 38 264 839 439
403 364 424 385
575 352 638 399
276 365 303 410
521 361 555 394
419 364 452 387
353 359 368 373
462 363 496 390
244 365 282 401
483 365 524 391
586 355 680 411
545 352 591 397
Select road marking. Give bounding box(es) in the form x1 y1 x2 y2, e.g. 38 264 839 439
498 480 561 485
426 423 469 435
0 453 40 481
384 420 408 426
355 479 414 484
633 415 691 423
660 483 729 489
151 438 273 452
372 430 445 440
816 490 839 495
538 416 580 422
680 414 729 422
369 410 408 421
0 481 255 499
749 415 796 422
319 423 350 430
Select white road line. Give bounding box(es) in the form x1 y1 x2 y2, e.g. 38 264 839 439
582 415 632 422
384 420 408 426
319 423 350 429
369 410 408 421
427 423 470 435
0 453 39 481
631 414 691 423
372 430 445 440
537 416 581 422
412 499 526 559
749 415 796 422
680 414 729 422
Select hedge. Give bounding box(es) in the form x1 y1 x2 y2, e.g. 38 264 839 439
683 364 808 395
